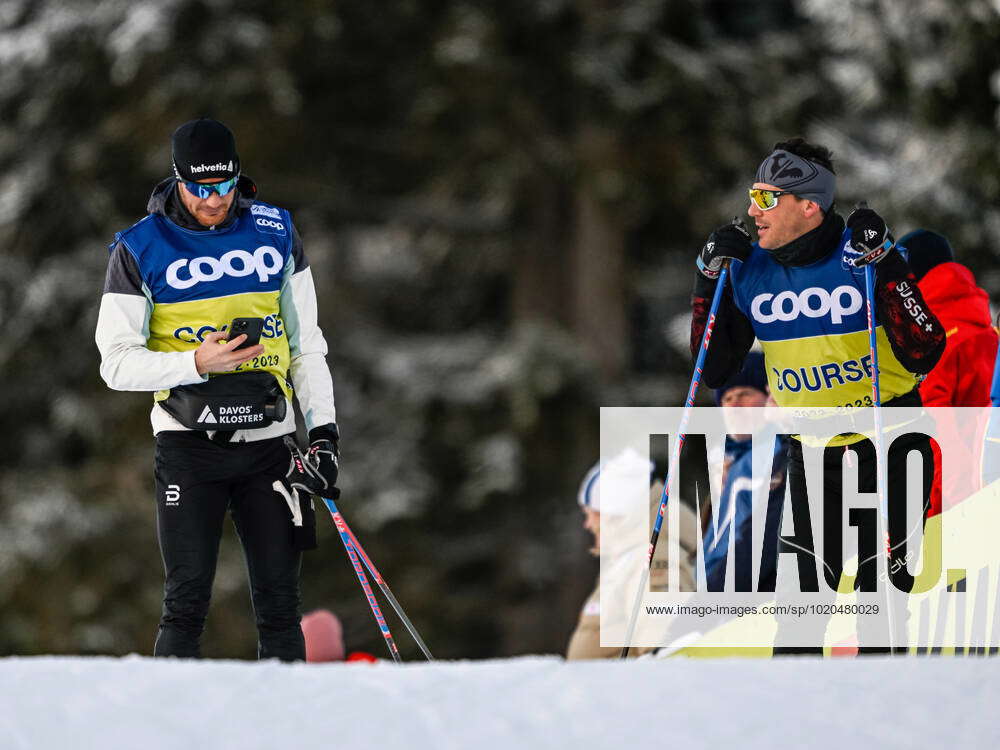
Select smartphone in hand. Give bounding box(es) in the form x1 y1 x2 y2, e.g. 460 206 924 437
228 317 265 350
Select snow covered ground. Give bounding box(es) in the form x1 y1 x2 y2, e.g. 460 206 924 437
0 654 995 749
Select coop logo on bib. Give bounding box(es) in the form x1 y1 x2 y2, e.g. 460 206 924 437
255 217 286 234
750 285 862 325
166 246 283 289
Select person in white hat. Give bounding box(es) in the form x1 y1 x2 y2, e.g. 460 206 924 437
565 450 698 659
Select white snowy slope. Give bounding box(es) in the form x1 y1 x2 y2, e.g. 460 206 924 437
0 654 995 750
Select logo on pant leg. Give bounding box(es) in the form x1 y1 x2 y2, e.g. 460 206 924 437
165 484 181 507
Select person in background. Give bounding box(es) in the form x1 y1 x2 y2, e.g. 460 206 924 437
900 229 997 408
898 229 998 515
565 450 698 660
301 609 377 663
302 609 346 662
703 352 787 594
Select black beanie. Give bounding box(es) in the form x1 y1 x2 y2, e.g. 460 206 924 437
171 118 240 182
898 229 953 281
715 351 768 405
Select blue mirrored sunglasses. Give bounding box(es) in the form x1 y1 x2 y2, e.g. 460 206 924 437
180 176 238 199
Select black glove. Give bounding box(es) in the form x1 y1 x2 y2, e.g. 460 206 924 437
278 435 327 495
307 424 340 492
697 219 752 279
847 205 894 266
273 436 322 551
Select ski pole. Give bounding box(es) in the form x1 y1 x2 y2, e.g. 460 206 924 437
855 202 890 518
321 496 402 663
858 210 897 655
337 512 435 661
862 262 886 475
620 253 733 659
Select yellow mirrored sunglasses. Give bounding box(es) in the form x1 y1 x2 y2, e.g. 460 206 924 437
748 188 795 211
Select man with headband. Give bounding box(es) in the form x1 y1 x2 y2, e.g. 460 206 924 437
688 137 946 654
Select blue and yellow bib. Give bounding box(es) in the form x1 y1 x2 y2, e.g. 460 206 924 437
730 228 917 410
115 202 295 401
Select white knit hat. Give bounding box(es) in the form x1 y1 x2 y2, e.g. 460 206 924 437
577 448 653 515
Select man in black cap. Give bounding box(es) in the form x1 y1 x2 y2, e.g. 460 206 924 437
170 117 243 228
95 117 340 660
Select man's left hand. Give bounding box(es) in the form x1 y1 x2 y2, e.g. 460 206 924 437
307 424 340 492
280 436 326 495
847 206 894 266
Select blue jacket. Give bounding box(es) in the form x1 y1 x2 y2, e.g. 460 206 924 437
703 434 787 591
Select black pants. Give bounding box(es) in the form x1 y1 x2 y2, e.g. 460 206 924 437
774 425 934 655
153 432 304 661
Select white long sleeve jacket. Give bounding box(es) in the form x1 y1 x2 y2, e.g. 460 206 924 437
95 177 336 441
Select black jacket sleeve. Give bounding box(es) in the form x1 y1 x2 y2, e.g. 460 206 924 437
690 272 756 388
873 250 946 375
103 242 145 296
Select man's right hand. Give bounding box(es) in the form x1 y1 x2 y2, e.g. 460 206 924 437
194 330 264 375
697 220 752 279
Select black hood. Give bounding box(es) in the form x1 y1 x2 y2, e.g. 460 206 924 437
147 175 258 231
765 209 845 267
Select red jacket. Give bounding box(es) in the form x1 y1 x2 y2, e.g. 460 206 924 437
917 262 997 517
917 262 997 407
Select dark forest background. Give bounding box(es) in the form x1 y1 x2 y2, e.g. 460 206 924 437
1 0 998 659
